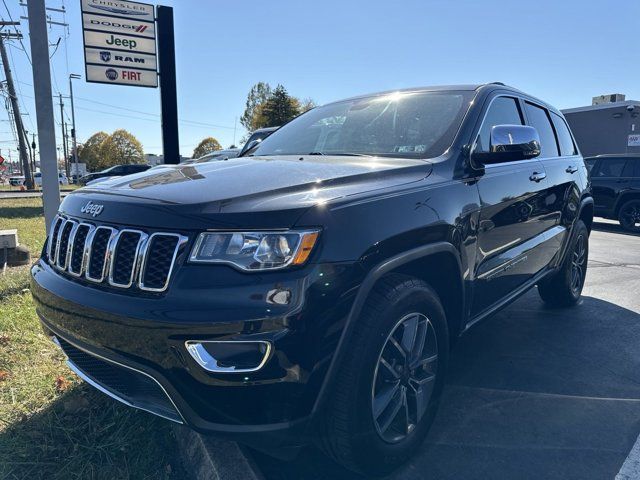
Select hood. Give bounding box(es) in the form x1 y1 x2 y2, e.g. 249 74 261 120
61 155 431 229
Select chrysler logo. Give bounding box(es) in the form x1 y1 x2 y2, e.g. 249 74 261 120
81 201 104 217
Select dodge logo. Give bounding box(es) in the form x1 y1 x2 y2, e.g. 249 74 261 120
81 201 104 217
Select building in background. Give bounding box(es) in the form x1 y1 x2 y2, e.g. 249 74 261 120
562 94 640 157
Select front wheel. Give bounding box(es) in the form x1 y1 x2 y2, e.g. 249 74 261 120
320 275 449 476
538 220 589 307
618 199 640 233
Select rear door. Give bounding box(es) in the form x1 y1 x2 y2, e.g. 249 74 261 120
521 105 581 261
472 95 551 316
590 157 629 215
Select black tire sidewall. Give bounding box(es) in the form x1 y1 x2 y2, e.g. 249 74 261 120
348 283 449 472
619 200 640 233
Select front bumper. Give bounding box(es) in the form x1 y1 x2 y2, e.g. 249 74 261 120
31 257 361 446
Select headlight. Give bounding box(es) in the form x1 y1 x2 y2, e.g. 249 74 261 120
189 230 320 271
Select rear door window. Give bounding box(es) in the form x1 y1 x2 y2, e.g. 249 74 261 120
550 112 577 156
593 158 627 177
476 96 523 153
524 102 559 158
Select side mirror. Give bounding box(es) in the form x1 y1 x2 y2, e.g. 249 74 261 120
472 125 541 164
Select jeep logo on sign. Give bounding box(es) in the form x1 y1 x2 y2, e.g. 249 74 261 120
80 201 104 217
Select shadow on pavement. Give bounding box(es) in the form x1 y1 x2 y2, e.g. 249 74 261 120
252 290 640 480
592 220 640 237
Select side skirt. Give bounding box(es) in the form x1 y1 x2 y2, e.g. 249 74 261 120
462 266 556 333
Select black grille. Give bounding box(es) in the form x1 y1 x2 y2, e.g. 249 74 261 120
47 215 185 292
56 221 75 267
57 337 181 422
87 228 112 280
111 231 142 285
141 235 180 290
69 224 90 274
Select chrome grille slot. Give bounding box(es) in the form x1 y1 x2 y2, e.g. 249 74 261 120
48 216 64 263
56 220 77 270
68 224 92 276
108 230 145 288
86 227 116 282
139 233 186 292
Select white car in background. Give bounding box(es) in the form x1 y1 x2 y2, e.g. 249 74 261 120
33 172 69 186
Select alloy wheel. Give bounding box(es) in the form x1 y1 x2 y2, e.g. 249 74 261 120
570 234 586 294
620 203 640 232
371 313 438 444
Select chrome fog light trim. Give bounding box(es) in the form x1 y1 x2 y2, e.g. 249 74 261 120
185 340 272 373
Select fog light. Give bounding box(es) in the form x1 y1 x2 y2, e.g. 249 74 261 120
185 341 271 373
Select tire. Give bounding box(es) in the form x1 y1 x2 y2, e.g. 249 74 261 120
320 274 449 476
538 220 589 307
618 199 640 233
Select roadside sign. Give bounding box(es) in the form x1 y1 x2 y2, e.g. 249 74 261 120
0 155 4 165
80 0 157 88
628 134 640 147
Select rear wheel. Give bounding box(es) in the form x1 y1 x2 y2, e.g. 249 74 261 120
538 220 588 307
320 274 449 476
618 199 640 233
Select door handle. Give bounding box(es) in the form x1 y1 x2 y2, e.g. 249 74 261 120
529 171 547 182
565 166 578 174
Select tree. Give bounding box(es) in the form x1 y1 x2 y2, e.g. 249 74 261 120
78 131 109 171
255 85 301 129
98 129 144 168
240 82 272 132
192 137 222 159
299 98 317 113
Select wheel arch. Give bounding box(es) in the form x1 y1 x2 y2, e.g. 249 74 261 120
614 192 640 217
578 196 594 233
311 242 464 418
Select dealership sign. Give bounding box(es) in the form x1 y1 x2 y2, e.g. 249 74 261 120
81 0 157 87
628 134 640 147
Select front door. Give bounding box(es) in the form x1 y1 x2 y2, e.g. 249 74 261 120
471 95 553 316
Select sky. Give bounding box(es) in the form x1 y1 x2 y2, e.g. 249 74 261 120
1 0 639 161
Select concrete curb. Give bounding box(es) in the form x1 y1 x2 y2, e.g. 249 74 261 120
173 425 263 480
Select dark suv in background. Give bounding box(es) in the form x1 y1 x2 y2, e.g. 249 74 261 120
79 164 151 185
31 83 592 475
585 154 640 232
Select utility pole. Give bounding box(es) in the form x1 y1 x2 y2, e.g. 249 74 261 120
58 94 69 177
0 22 33 189
27 0 60 230
69 74 80 178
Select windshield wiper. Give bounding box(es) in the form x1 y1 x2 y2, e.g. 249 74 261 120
307 152 372 157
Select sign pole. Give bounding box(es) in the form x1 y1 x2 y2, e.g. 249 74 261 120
27 0 60 230
156 6 179 165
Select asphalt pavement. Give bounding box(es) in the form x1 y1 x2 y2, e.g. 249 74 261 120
253 219 640 480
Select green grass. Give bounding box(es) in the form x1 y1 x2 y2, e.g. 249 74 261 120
0 198 186 479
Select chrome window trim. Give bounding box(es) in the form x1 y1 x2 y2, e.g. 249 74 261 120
85 226 117 283
184 340 272 374
138 232 189 293
56 219 78 271
67 223 94 277
108 229 147 288
50 334 184 424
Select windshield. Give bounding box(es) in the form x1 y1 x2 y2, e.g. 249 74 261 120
252 90 473 159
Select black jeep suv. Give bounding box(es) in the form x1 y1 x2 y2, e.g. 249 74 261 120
31 84 593 475
585 154 640 232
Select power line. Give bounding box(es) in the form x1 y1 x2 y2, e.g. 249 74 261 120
2 0 30 65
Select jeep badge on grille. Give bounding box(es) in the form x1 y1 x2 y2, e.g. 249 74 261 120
80 201 104 217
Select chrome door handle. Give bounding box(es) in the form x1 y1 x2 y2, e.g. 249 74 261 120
566 166 578 174
529 171 547 182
